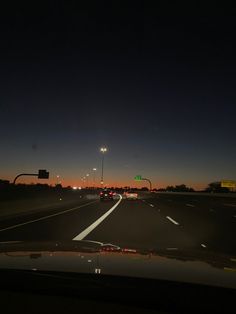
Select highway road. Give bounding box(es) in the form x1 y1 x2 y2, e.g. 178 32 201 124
0 192 236 256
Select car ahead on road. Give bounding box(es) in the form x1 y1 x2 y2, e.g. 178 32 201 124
100 189 114 201
124 190 138 200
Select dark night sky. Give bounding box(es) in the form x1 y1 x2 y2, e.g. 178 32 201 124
0 3 236 189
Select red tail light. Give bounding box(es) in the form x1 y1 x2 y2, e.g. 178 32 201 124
109 192 113 195
100 192 103 195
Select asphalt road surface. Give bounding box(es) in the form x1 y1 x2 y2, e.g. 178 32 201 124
0 193 236 256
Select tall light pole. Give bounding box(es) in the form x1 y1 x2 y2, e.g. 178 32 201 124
92 168 97 188
86 174 89 187
81 176 86 188
100 147 107 186
56 175 60 185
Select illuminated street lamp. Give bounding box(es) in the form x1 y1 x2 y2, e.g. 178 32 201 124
81 177 86 188
86 173 89 187
92 168 97 188
100 147 107 186
56 175 61 185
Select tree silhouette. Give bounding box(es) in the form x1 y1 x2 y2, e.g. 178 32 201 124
205 182 230 193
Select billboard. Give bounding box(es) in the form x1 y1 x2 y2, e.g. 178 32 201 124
221 180 236 188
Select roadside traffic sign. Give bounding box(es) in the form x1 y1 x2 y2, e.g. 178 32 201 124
221 180 236 188
38 169 49 179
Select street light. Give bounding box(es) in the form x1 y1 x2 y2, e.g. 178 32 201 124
86 173 89 187
100 147 107 186
56 175 62 185
92 168 97 188
81 177 86 188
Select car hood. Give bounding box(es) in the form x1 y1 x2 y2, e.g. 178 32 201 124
0 240 235 289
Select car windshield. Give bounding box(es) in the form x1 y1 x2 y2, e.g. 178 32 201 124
0 5 235 290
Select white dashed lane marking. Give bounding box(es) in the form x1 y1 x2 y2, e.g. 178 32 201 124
166 216 179 225
186 203 195 207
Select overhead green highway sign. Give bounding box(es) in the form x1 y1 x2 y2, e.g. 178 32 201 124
134 175 152 190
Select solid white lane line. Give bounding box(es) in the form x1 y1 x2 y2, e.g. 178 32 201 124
0 200 97 233
149 204 154 207
73 195 122 241
223 203 236 207
186 203 195 207
0 241 22 244
166 247 178 250
201 244 207 248
166 216 179 225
